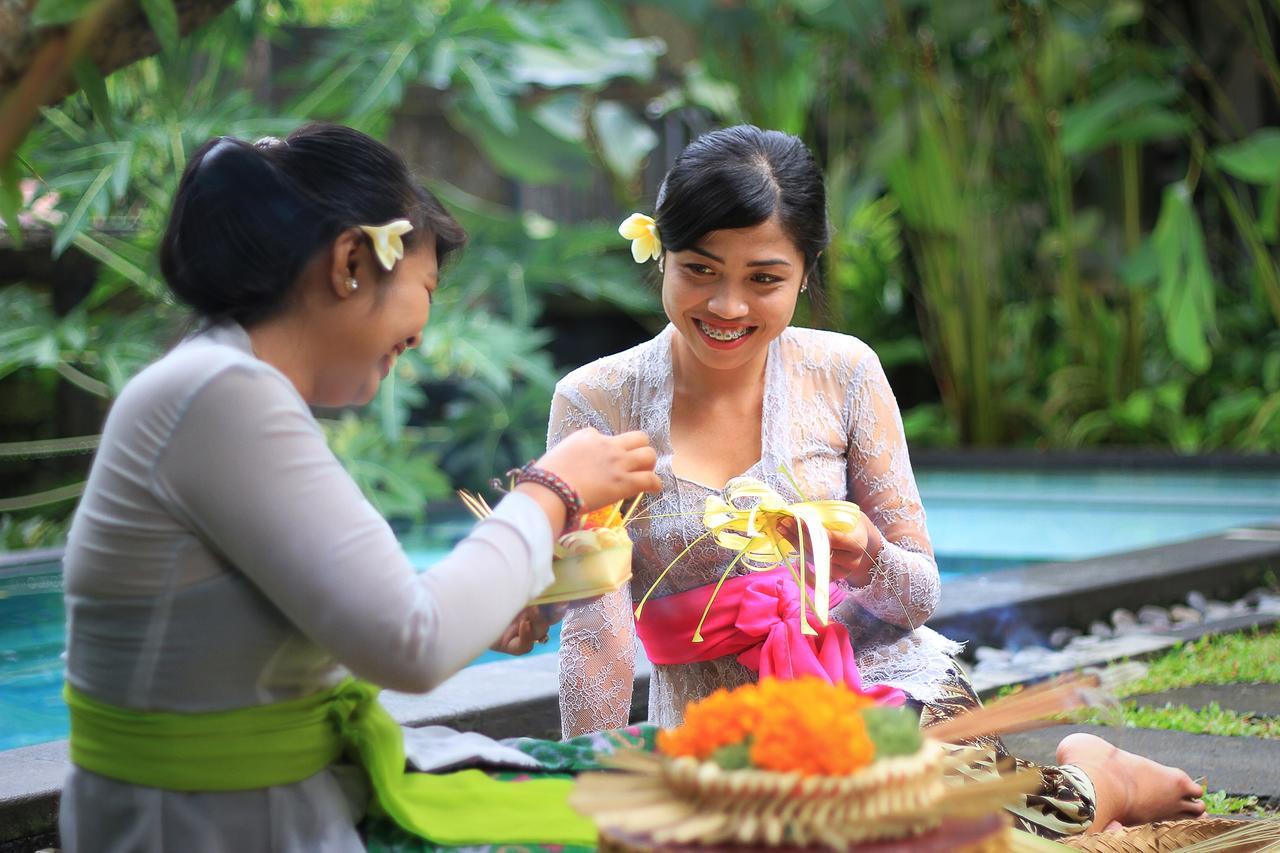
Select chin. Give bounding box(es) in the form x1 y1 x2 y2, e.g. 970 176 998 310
351 382 379 407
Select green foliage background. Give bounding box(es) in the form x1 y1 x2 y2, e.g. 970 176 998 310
3 0 1280 549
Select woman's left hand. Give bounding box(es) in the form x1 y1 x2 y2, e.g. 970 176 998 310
776 514 883 587
490 606 551 655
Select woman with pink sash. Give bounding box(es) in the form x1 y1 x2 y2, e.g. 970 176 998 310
548 125 1208 838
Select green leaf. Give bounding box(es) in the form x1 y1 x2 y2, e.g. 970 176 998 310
1263 350 1280 392
709 742 752 770
71 57 116 138
1260 182 1280 243
1151 182 1216 373
53 163 113 258
458 55 516 135
590 101 657 183
31 0 93 27
0 157 23 246
1118 237 1159 287
1213 129 1280 185
446 102 591 185
138 0 180 54
1060 79 1181 155
508 36 661 88
532 94 586 144
1114 390 1154 428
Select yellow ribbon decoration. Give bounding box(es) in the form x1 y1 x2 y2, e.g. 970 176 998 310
635 474 862 642
359 219 414 271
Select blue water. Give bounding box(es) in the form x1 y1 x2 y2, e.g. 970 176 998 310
3 467 1278 751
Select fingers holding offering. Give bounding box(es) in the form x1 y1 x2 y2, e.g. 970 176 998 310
536 428 661 512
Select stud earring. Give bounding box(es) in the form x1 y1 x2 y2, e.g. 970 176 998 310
346 277 359 293
800 282 809 293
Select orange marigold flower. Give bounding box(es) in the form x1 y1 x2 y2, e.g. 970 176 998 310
576 503 624 531
658 677 881 775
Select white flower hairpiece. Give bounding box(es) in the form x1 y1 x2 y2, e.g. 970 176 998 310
359 219 413 271
619 212 661 264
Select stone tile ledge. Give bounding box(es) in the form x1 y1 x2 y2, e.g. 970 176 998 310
931 524 1280 650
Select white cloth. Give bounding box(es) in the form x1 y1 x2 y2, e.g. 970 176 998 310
401 727 542 773
59 323 555 853
550 326 962 738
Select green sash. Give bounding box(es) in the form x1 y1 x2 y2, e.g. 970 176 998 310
64 679 596 847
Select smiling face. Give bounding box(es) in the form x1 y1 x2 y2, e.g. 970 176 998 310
661 216 806 376
317 240 438 407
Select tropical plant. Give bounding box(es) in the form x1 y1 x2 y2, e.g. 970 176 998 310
0 0 664 548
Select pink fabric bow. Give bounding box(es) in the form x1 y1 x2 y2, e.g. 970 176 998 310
635 566 905 705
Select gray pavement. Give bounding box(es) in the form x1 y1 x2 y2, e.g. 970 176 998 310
1003 724 1280 802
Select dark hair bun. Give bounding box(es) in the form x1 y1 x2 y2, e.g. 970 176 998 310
159 123 466 327
161 138 320 325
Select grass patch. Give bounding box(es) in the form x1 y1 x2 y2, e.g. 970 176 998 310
1068 700 1279 738
1202 790 1276 817
1112 627 1280 696
998 627 1280 736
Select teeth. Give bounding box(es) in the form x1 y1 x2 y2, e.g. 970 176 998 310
699 320 750 342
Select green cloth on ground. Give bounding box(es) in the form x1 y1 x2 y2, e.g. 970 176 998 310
64 679 596 847
364 725 658 853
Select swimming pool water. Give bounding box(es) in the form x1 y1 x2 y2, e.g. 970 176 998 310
3 467 1278 751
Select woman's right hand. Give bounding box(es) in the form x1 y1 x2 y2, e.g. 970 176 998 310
536 428 661 512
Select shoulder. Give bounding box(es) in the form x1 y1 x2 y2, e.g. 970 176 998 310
554 328 668 404
777 326 882 383
108 327 303 439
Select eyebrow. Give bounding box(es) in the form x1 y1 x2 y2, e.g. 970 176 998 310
688 245 794 267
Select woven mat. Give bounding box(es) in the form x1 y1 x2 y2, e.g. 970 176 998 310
1059 818 1277 852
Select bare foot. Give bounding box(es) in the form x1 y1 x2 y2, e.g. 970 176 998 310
1056 733 1205 830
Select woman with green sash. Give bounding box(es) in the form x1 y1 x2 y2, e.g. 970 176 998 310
59 123 660 852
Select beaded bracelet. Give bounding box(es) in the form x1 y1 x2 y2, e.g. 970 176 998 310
505 461 583 532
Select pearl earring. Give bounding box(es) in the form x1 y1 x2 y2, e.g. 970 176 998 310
346 277 359 293
800 282 808 293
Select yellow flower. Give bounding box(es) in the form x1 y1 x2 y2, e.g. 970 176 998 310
359 219 414 271
618 212 661 264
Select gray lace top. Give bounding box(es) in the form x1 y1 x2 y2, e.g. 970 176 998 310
549 325 962 738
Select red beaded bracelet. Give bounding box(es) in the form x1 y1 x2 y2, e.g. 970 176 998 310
505 461 583 532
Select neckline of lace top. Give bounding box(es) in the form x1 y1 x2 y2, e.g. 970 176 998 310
646 325 793 495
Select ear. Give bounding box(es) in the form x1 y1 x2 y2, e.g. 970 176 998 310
327 228 365 299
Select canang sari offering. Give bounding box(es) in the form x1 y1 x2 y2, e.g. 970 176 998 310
459 490 640 606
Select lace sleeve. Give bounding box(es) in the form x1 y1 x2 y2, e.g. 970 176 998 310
844 353 941 630
548 387 637 737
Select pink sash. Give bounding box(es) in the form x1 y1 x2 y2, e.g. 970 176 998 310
635 566 905 704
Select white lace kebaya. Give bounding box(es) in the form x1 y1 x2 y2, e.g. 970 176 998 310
549 325 962 738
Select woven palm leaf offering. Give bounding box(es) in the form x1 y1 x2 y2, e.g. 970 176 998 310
571 675 1121 852
459 489 640 606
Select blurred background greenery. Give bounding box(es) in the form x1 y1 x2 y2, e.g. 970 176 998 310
3 0 1279 550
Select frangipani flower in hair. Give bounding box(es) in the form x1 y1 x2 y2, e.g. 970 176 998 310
359 219 413 271
619 213 661 264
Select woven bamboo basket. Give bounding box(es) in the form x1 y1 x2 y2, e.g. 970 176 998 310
572 740 1044 851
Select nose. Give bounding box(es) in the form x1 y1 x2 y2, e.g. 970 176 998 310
405 332 421 350
705 281 749 320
